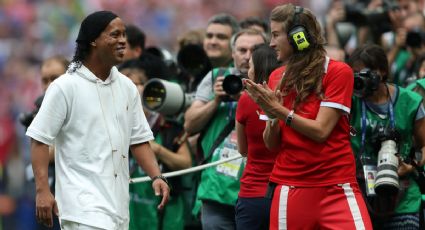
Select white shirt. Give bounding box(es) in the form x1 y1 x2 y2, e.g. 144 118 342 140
27 65 153 230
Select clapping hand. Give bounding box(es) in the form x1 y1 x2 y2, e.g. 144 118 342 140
243 78 282 118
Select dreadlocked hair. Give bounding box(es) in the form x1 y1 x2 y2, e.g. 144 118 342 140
69 43 90 73
272 4 327 111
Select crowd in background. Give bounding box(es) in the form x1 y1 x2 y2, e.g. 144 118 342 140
2 0 425 229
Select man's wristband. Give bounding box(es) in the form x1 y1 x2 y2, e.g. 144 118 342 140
285 110 294 126
152 175 169 186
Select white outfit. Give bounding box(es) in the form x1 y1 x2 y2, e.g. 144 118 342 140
27 65 154 230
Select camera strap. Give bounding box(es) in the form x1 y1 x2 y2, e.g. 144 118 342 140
359 90 395 159
198 119 235 165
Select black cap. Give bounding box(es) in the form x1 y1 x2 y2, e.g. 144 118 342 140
76 11 118 45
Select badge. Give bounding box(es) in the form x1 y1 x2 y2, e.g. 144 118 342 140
363 164 377 196
215 130 243 178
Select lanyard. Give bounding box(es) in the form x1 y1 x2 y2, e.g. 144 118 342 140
227 101 236 120
360 84 395 159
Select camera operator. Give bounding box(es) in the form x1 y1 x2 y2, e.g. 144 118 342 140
349 44 425 229
184 28 266 230
119 56 193 230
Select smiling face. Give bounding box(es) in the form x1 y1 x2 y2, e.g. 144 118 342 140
203 23 233 64
94 17 127 66
270 20 293 63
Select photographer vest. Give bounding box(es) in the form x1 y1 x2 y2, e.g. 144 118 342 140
129 132 185 230
407 78 425 107
195 67 245 212
351 86 422 214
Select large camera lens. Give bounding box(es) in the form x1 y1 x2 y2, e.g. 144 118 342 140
375 140 400 197
142 78 193 116
222 74 243 95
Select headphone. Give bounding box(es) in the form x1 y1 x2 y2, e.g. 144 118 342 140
287 6 311 52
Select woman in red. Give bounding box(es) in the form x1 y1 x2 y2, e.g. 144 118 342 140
235 44 280 230
244 4 372 230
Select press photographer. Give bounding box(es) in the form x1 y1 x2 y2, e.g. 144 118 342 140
343 0 399 37
21 55 69 230
349 44 425 229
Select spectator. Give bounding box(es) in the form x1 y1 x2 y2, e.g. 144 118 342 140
26 11 169 229
235 44 279 230
184 28 266 230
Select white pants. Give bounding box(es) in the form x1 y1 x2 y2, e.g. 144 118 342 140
61 220 106 230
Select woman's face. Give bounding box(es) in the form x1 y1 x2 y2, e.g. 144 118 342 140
247 57 255 81
270 20 293 63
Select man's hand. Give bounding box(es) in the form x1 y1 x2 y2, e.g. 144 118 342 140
35 189 58 227
213 76 227 102
152 178 170 210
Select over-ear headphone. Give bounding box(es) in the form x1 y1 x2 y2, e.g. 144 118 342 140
287 6 311 52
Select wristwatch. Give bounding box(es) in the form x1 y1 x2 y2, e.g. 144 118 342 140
285 110 294 126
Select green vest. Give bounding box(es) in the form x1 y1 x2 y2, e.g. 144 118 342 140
392 49 411 85
406 78 425 91
129 135 185 230
350 86 422 213
194 67 245 212
407 78 425 107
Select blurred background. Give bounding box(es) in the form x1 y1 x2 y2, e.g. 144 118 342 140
2 0 425 229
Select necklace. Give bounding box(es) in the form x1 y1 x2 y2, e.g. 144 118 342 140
95 79 126 179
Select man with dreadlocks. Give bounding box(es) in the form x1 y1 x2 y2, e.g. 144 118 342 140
26 11 169 230
244 4 372 230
